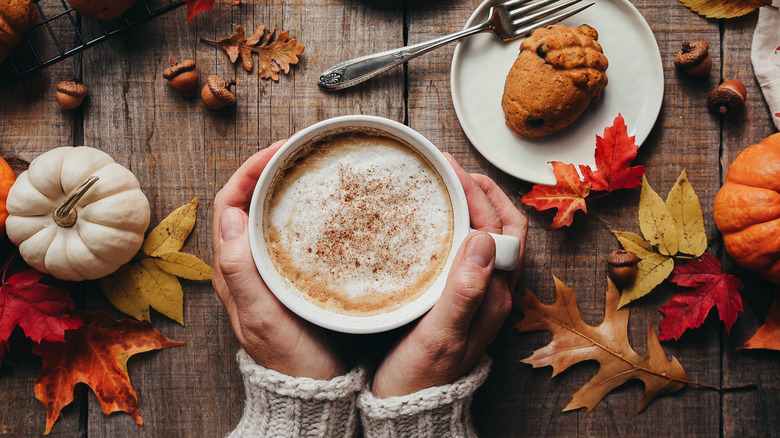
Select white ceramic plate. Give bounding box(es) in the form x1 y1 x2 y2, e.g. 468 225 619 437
450 0 663 185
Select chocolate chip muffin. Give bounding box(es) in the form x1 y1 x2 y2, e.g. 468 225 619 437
501 24 609 138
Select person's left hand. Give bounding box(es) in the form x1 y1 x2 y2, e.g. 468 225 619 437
212 140 349 380
371 154 527 397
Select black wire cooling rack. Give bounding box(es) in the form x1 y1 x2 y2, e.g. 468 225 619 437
0 0 185 86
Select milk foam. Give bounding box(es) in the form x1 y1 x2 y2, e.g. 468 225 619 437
263 131 454 316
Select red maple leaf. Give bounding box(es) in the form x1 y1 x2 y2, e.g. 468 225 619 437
182 0 215 20
33 310 184 434
775 112 780 117
0 258 81 345
521 161 591 229
658 253 743 341
579 113 645 192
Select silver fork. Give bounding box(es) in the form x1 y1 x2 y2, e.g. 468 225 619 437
318 0 594 90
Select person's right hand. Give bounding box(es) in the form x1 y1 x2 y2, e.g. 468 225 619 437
212 141 348 380
370 155 527 397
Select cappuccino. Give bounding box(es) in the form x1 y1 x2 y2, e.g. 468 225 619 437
262 129 454 316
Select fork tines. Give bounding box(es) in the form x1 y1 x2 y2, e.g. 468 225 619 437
507 0 595 39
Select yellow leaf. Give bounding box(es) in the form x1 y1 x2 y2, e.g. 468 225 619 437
98 264 151 322
678 0 773 18
665 170 707 257
618 254 675 308
612 231 656 260
639 176 678 256
136 259 184 325
155 251 214 280
142 196 199 257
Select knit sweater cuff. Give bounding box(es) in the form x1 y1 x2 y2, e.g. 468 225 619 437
358 355 491 438
228 349 366 438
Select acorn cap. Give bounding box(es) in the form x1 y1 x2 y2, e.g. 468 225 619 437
163 59 196 80
606 250 639 267
206 75 236 105
674 41 709 68
708 80 746 116
56 80 88 97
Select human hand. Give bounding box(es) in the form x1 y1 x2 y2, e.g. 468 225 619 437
371 155 527 397
212 140 347 380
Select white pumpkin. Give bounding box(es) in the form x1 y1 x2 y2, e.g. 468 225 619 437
6 146 150 281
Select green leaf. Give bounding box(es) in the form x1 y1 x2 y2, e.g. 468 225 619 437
639 177 678 256
665 170 707 257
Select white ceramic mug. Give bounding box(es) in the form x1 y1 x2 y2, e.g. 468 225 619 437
248 115 521 334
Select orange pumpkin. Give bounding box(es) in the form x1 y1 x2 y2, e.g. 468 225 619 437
0 155 14 236
714 132 780 283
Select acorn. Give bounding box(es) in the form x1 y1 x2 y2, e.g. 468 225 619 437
708 79 746 117
674 41 712 77
163 59 199 97
606 250 639 287
55 80 88 110
201 75 236 110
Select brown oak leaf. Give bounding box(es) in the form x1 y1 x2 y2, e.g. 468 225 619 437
32 311 184 434
205 25 304 80
514 276 688 412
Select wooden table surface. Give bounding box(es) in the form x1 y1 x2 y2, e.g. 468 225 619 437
1 0 779 436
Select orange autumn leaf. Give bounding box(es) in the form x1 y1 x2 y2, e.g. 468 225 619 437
521 161 590 229
514 276 688 412
678 0 773 18
32 310 184 434
740 291 780 351
204 25 304 81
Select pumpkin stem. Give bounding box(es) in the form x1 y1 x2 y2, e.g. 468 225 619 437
53 175 99 227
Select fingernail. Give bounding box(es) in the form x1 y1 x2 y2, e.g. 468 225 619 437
220 208 244 241
465 233 495 268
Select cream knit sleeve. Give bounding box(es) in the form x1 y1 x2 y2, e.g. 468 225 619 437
228 349 366 438
357 355 492 438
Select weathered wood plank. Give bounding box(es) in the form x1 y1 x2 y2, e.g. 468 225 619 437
0 4 83 432
720 7 780 438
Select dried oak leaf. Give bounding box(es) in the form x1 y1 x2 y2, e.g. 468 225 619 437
521 161 591 230
182 0 215 20
514 276 688 412
99 196 212 326
207 25 304 80
579 113 645 192
739 291 780 351
0 261 81 345
678 0 773 18
33 310 184 435
659 253 743 341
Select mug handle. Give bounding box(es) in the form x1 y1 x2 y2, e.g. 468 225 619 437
470 229 521 271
